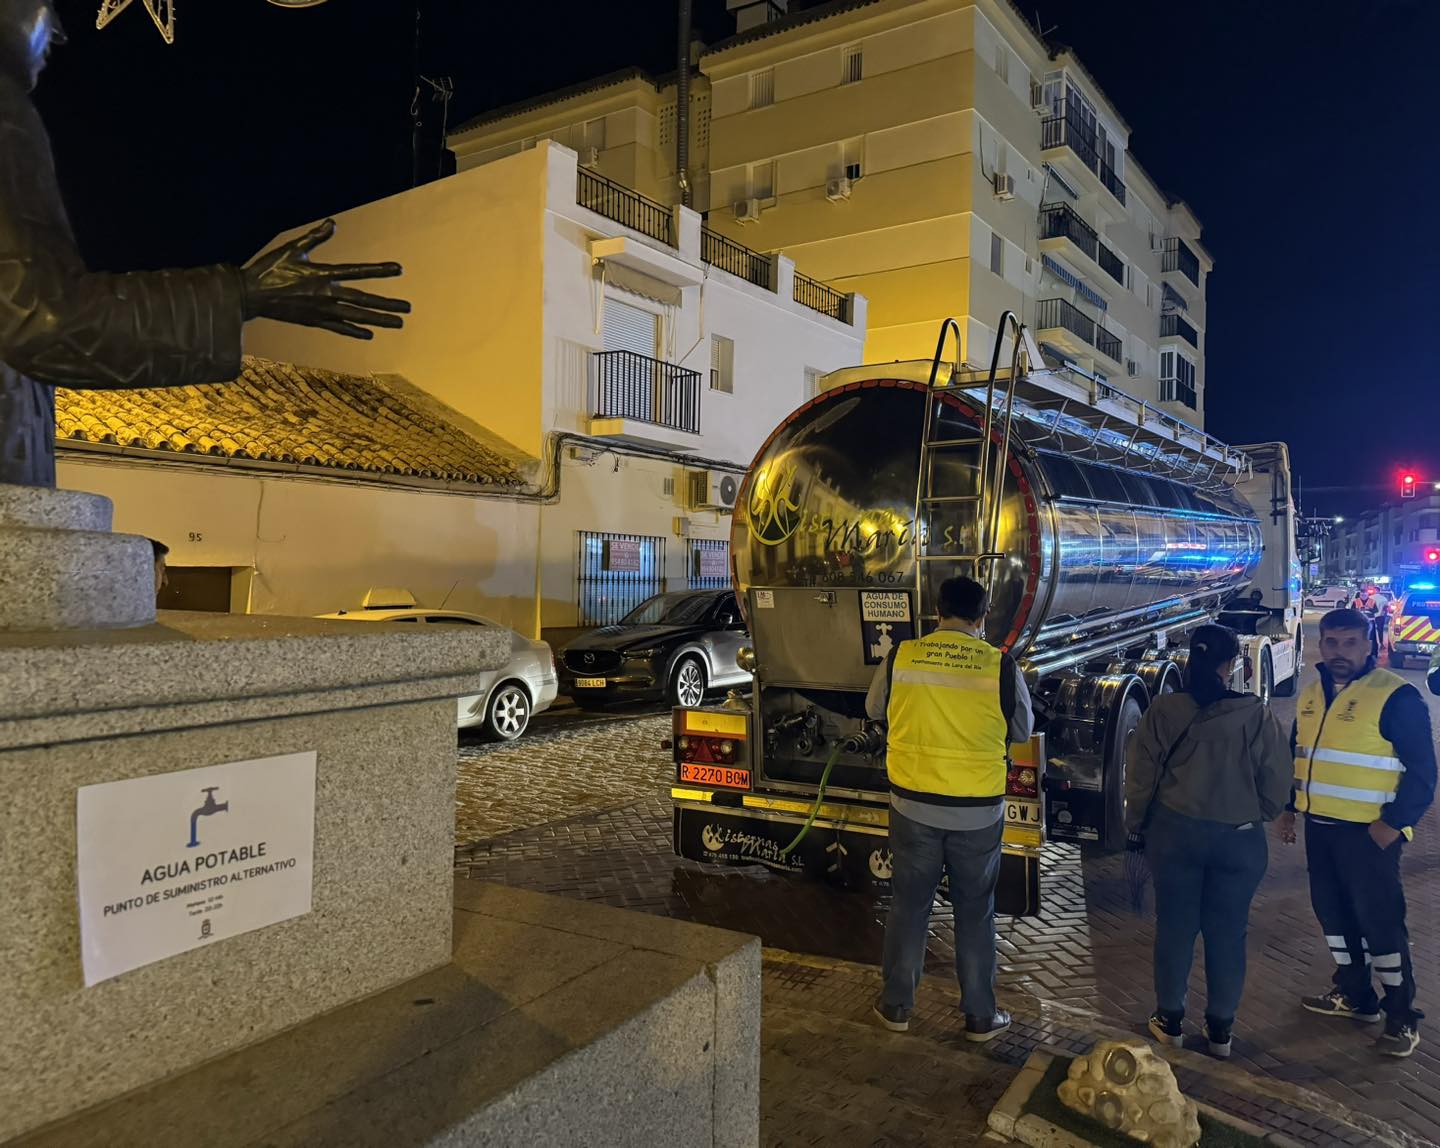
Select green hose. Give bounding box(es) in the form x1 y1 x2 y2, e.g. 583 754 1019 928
778 742 843 858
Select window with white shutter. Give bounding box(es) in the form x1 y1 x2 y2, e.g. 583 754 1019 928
602 298 659 358
842 45 862 85
711 335 735 393
750 69 774 109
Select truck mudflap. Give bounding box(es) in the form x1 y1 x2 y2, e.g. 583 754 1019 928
672 793 1042 917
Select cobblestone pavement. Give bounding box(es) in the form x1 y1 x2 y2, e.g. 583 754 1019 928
455 628 1440 1144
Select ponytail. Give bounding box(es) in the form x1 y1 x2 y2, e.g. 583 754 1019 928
1187 623 1241 708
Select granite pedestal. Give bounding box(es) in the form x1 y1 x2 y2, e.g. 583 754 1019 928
0 611 508 1141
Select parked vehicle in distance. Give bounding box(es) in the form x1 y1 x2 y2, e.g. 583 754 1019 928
1388 587 1440 669
317 588 556 740
558 589 751 709
1303 585 1351 609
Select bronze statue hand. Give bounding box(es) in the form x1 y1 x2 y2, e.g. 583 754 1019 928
241 219 411 340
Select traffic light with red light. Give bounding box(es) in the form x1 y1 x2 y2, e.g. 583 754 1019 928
1402 473 1418 499
1427 548 1440 565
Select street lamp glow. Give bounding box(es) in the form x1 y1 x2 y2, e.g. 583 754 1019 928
1334 516 1344 523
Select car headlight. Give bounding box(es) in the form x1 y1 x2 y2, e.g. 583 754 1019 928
626 647 662 659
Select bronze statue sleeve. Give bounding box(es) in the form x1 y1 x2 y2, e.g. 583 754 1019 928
0 81 244 390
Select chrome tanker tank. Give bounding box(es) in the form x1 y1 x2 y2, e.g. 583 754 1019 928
733 367 1263 670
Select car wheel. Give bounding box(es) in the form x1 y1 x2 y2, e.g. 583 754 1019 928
484 682 531 741
670 656 707 709
1303 598 1314 608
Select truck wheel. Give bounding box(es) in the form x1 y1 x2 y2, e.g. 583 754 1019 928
1274 637 1299 697
1259 650 1274 706
1103 694 1145 853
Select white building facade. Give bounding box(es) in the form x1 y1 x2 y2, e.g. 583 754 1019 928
61 142 865 639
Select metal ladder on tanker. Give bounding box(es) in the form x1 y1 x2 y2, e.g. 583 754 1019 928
912 312 1033 633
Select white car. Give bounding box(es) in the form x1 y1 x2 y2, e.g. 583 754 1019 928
317 589 557 740
1302 585 1351 609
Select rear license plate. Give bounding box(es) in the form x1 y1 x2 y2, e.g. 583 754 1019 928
1005 798 1042 827
679 762 751 789
574 677 607 689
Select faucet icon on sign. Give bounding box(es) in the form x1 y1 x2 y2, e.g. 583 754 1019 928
187 787 229 849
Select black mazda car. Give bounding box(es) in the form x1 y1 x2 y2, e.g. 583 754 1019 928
559 589 751 709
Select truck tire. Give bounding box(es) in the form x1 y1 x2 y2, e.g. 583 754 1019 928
1103 692 1145 853
1259 650 1274 706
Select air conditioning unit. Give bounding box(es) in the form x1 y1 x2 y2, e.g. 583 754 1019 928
690 469 740 511
825 177 852 202
992 172 1015 201
579 145 600 167
733 198 762 223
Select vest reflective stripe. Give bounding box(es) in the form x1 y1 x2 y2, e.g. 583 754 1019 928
1293 668 1407 824
886 631 1007 801
1296 746 1403 771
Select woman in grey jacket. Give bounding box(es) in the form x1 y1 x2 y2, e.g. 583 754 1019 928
1126 624 1292 1058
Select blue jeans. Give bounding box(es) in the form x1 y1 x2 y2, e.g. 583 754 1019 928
881 808 1003 1018
1148 804 1268 1025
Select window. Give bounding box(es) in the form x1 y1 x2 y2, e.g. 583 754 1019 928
1159 349 1197 409
993 42 1009 83
804 366 824 398
842 45 863 85
990 231 1004 276
581 117 607 150
841 136 863 181
603 297 660 357
710 334 735 393
1146 282 1156 310
750 160 775 200
749 69 774 109
426 615 483 626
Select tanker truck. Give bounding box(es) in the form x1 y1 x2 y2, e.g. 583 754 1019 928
668 317 1301 915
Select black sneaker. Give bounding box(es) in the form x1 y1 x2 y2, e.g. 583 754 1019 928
1377 1022 1420 1058
872 997 910 1033
1204 1017 1233 1059
964 1009 1012 1042
1301 989 1382 1023
1147 1011 1184 1046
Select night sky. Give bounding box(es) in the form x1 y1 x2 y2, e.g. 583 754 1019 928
35 0 1439 514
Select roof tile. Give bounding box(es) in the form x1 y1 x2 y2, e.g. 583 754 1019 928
56 357 526 488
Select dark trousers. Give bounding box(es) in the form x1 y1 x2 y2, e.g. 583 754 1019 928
881 810 1003 1019
1148 805 1268 1025
1306 818 1418 1024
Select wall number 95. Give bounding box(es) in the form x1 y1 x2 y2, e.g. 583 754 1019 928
187 531 204 543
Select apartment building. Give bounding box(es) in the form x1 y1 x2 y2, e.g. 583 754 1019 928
448 0 1213 425
1324 492 1440 584
63 142 865 636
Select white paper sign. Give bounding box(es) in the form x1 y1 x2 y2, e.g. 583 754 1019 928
861 591 911 622
755 590 775 609
76 751 317 987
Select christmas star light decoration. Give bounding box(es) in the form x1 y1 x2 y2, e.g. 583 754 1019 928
95 0 174 43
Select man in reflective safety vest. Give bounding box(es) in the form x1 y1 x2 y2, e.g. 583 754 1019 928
1278 609 1436 1057
865 576 1033 1040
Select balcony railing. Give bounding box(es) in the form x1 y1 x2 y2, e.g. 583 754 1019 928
794 271 846 320
1160 313 1199 348
1040 203 1097 262
1040 203 1125 287
1036 297 1120 363
591 350 700 434
1041 100 1126 204
577 167 673 246
701 227 772 290
1162 237 1201 286
1160 377 1198 410
1096 242 1125 286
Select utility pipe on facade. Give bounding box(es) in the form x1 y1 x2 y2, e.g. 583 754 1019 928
676 0 692 207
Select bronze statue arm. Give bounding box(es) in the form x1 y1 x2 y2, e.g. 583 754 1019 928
0 111 245 390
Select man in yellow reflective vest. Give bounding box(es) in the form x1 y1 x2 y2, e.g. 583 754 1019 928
1278 608 1436 1057
865 576 1033 1040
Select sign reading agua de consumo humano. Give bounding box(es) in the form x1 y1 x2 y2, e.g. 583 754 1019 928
76 751 317 987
